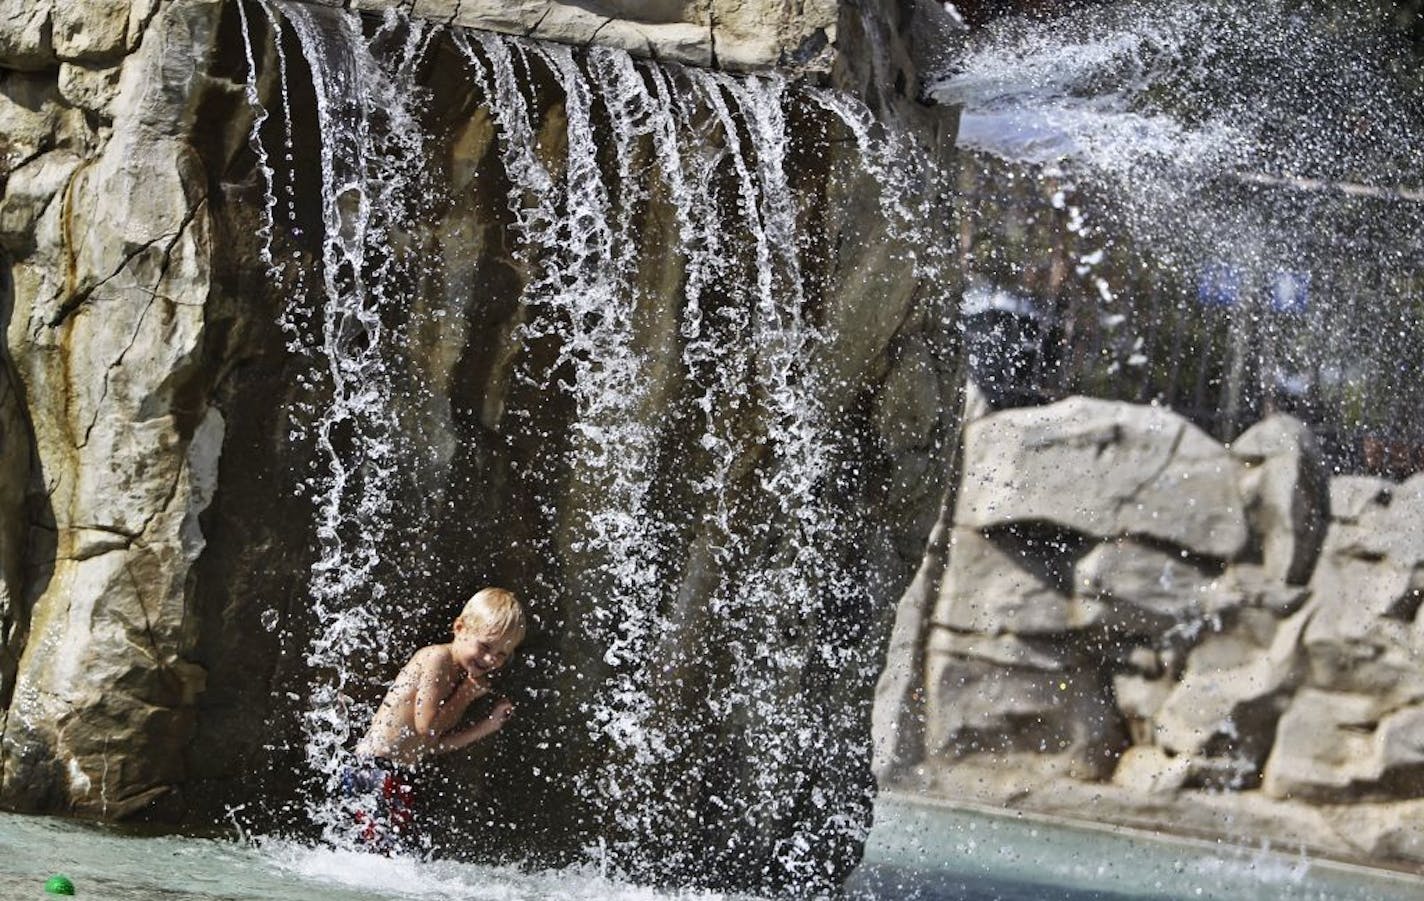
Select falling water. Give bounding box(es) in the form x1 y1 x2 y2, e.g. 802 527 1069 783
259 0 440 845
237 0 947 888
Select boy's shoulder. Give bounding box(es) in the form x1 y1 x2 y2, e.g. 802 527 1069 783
409 643 452 665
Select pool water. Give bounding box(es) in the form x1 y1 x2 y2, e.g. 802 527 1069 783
846 795 1424 901
0 795 1419 900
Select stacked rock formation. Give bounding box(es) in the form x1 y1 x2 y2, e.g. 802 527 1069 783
877 394 1424 866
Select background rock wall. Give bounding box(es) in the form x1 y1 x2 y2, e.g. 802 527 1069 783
877 390 1424 869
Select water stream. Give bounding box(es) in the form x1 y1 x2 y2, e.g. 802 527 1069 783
936 0 1424 450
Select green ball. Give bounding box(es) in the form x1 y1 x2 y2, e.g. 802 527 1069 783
44 874 75 895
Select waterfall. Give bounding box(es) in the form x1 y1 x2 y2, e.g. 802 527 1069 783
259 0 439 844
238 0 947 887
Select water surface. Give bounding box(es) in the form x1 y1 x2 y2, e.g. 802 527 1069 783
2 795 1420 900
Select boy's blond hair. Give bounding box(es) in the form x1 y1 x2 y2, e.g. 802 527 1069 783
457 587 526 642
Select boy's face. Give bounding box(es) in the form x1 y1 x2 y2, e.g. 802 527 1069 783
451 619 519 681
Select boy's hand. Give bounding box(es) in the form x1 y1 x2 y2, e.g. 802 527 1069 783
487 698 515 731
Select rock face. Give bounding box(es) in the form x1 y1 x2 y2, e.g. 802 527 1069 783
1 0 228 819
353 0 836 71
956 397 1250 559
0 0 961 892
878 395 1424 870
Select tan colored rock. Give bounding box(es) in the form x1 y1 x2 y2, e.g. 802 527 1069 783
1113 672 1172 721
924 627 1122 779
1074 538 1222 633
1304 552 1424 703
1152 605 1307 789
52 1 131 64
0 151 83 256
1217 562 1309 614
1330 475 1392 523
1112 745 1189 795
0 0 56 69
349 0 837 71
1327 799 1424 861
933 528 1075 634
1325 473 1424 565
927 627 1074 671
57 63 125 117
1 0 226 818
1262 689 1424 802
956 397 1249 559
1230 414 1327 585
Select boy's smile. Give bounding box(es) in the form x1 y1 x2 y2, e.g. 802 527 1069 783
451 621 519 680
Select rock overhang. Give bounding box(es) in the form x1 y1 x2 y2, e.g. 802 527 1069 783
295 0 842 73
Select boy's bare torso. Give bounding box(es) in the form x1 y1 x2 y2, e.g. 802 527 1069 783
356 628 516 767
356 645 491 766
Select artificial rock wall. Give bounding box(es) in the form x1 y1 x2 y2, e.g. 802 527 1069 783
0 0 962 891
877 391 1424 869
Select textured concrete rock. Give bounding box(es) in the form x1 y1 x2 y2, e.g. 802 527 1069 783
1304 475 1424 704
0 0 228 817
1152 606 1307 789
0 0 57 69
57 63 125 116
1112 745 1189 795
346 0 839 70
1216 562 1309 615
932 528 1076 634
886 394 1424 870
956 397 1249 559
1230 415 1327 585
52 1 133 64
1330 475 1393 523
1074 538 1223 633
1327 799 1424 861
924 627 1123 779
1263 690 1424 803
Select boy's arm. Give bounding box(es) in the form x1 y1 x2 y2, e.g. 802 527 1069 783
411 647 462 739
431 699 515 755
412 648 491 739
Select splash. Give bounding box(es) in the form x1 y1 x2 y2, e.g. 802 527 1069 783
936 0 1424 275
936 0 1424 448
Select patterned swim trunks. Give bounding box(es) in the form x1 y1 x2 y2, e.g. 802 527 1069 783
339 758 419 854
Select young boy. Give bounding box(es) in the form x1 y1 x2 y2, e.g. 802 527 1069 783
343 587 526 852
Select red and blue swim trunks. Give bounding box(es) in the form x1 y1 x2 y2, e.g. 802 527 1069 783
340 758 418 854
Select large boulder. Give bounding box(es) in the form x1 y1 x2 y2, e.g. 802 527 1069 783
923 628 1124 779
1073 538 1223 634
932 527 1077 635
1152 606 1307 789
1304 474 1424 705
956 397 1249 560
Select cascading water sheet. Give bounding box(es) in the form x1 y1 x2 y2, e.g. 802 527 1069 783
236 0 950 887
